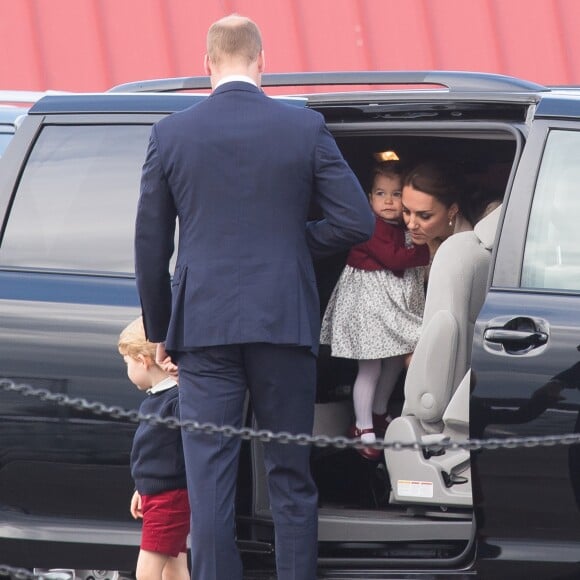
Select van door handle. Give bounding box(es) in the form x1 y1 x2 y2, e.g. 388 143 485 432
483 328 548 347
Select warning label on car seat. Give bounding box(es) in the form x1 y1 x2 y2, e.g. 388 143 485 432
397 480 434 498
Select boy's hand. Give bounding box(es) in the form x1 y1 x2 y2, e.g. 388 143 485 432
130 490 143 519
156 342 178 378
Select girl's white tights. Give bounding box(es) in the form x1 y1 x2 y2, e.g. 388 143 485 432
373 355 405 415
353 355 405 442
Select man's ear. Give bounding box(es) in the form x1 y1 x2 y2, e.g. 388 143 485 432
203 54 212 76
257 50 265 73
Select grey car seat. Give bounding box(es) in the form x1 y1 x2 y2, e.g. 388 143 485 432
384 204 502 508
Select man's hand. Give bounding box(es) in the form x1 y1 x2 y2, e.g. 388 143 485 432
156 342 178 378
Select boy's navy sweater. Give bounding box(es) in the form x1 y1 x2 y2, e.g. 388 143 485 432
131 384 187 495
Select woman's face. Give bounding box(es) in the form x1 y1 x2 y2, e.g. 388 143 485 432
402 184 458 244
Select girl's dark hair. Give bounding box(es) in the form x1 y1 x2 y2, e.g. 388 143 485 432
372 160 405 183
403 161 463 209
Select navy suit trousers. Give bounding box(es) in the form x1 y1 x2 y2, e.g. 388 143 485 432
177 343 318 580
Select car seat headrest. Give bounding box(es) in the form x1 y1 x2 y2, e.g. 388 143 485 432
474 203 502 250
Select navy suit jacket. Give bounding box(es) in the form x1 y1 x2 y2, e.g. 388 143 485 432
135 81 374 354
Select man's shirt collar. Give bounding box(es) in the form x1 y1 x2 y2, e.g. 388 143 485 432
214 75 257 90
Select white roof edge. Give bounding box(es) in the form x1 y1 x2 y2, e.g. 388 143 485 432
0 90 72 103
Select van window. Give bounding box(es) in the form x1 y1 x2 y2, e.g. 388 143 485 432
0 124 151 274
521 130 580 292
0 130 14 157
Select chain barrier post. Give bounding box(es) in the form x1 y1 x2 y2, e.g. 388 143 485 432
0 565 38 580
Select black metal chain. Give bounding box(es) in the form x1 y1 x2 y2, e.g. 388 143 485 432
2 377 580 580
2 377 580 452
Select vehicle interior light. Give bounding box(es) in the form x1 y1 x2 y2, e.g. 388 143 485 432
374 150 400 161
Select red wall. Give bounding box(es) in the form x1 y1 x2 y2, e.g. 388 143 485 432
1 0 579 93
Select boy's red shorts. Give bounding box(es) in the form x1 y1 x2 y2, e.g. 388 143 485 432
141 488 190 557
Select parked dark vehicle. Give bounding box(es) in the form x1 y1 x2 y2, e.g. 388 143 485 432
1 72 580 579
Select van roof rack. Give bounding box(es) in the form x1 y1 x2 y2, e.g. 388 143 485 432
109 71 548 94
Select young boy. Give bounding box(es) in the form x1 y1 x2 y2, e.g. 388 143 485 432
118 316 189 580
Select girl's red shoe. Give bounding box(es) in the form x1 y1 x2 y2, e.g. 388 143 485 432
347 425 382 461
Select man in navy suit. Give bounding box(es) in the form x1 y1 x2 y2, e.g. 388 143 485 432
135 14 374 580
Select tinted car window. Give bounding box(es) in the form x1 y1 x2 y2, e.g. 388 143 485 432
0 124 151 273
521 129 580 292
0 129 14 157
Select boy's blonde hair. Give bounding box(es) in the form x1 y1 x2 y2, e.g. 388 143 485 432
118 316 157 360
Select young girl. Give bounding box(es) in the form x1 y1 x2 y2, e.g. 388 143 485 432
320 161 430 460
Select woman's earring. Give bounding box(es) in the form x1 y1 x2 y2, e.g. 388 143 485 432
449 218 453 227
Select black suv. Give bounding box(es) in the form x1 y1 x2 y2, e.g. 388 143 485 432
1 72 579 579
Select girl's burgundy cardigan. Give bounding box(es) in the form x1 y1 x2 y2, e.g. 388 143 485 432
346 217 430 276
